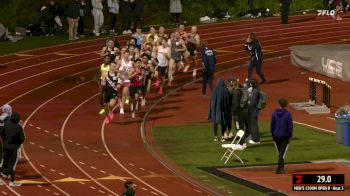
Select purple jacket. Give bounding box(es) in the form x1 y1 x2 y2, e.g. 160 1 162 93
271 108 293 140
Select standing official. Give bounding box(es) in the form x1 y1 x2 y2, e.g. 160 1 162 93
201 41 216 96
0 112 25 186
271 98 293 174
279 0 292 24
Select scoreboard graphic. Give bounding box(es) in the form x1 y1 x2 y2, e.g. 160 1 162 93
292 174 345 191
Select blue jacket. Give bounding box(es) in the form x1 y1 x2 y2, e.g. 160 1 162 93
201 47 216 73
271 108 293 140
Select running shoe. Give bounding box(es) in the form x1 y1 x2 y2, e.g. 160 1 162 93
214 136 218 142
125 98 130 105
99 108 105 115
155 79 160 87
141 98 146 107
105 116 111 124
192 69 197 77
9 181 22 187
108 111 114 120
120 108 124 115
221 136 225 142
183 65 190 73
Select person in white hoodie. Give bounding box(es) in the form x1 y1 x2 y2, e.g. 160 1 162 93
108 0 119 33
91 0 104 36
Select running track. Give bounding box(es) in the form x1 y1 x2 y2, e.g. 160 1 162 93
0 14 350 195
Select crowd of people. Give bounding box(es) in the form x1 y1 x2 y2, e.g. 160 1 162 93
97 24 200 123
37 0 184 40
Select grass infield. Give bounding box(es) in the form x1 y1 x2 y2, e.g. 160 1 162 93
153 122 350 195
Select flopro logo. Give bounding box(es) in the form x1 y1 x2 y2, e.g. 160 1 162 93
317 10 335 16
322 57 343 78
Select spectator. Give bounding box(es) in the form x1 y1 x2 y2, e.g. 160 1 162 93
0 112 25 187
271 98 293 174
122 181 135 196
49 0 64 34
91 0 104 36
248 79 261 144
67 0 80 40
208 78 231 142
108 0 119 33
0 104 12 176
40 5 53 36
229 77 247 149
133 0 144 30
77 0 88 37
201 41 215 96
120 0 132 34
279 0 291 24
170 0 182 23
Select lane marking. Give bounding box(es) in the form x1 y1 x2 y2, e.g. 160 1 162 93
15 53 37 57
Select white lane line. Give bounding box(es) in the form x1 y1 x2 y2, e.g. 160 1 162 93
58 153 64 157
50 169 56 172
68 140 73 143
84 146 89 149
59 173 65 176
45 130 50 133
29 141 35 145
89 186 96 190
78 181 85 185
93 149 99 153
36 127 42 130
39 146 45 149
194 189 202 193
40 164 46 168
79 162 85 165
54 192 60 196
60 93 118 196
49 149 55 153
45 188 51 192
102 153 108 156
141 187 148 191
100 170 106 174
37 185 43 188
139 168 145 171
29 124 34 127
150 191 159 195
1 191 8 195
90 166 97 170
53 134 59 137
76 143 81 146
327 117 335 120
128 163 135 167
294 121 335 134
98 190 106 194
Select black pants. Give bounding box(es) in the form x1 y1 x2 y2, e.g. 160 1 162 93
77 16 85 35
1 147 20 182
250 114 260 142
202 72 213 95
281 2 291 24
274 139 289 170
233 113 245 144
173 13 180 23
248 59 266 82
242 109 251 141
122 13 131 30
110 13 117 31
213 122 226 137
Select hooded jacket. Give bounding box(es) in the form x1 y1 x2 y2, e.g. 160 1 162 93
1 112 25 150
271 108 293 140
208 78 231 124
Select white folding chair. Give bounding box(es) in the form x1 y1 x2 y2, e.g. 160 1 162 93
220 130 245 164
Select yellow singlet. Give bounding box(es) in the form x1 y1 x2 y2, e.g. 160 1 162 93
100 63 110 80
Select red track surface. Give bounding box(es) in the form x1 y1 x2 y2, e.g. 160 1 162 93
1 14 350 195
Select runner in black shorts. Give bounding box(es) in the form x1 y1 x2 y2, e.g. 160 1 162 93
140 54 153 106
129 59 144 118
104 62 121 124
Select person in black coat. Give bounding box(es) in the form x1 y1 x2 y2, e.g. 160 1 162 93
0 112 25 186
201 41 216 96
245 33 267 84
67 0 80 40
208 78 231 142
279 0 292 24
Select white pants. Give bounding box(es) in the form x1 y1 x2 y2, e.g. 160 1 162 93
92 9 104 32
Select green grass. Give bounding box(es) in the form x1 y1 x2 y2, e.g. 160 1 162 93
0 34 101 56
152 122 350 195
